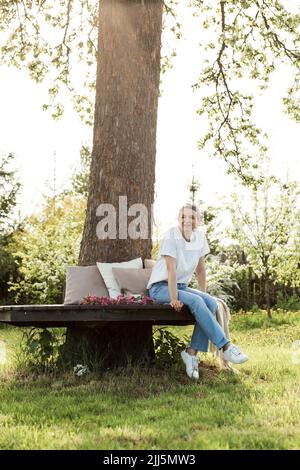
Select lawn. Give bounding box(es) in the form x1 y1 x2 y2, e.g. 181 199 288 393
0 310 300 450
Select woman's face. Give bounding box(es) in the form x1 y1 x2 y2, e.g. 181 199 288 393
178 208 199 232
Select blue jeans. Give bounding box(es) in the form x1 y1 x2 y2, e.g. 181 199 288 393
149 281 229 352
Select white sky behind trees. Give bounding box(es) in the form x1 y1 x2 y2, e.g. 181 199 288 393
0 1 299 235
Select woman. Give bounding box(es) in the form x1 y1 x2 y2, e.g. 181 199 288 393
147 203 248 380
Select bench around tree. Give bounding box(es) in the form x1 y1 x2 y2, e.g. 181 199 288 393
0 303 195 367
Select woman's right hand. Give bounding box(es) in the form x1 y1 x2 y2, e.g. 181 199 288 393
170 299 183 312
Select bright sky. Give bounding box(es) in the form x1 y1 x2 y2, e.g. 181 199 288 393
0 2 299 234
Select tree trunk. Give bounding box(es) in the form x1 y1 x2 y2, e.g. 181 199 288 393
62 323 155 369
80 0 162 264
64 0 163 368
264 275 272 319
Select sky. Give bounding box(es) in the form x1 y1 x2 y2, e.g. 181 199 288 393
0 1 299 235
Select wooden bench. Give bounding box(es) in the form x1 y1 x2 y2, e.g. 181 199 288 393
0 303 196 367
0 303 195 327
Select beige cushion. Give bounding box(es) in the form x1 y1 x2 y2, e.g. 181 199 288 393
96 257 143 299
112 267 152 296
64 265 109 304
144 259 156 268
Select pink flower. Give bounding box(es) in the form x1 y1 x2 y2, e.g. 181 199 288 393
80 294 156 306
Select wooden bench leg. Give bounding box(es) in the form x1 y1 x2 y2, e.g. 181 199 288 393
60 322 155 369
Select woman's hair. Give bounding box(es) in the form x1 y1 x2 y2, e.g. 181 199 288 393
178 203 202 224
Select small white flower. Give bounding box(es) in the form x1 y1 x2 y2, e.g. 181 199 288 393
73 364 89 376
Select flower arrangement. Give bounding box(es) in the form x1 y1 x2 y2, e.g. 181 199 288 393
80 294 155 305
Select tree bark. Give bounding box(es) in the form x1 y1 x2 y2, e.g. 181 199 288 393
80 0 162 264
62 323 155 369
64 0 163 368
264 275 272 319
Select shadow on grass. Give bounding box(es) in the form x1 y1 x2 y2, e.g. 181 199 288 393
0 361 255 443
0 324 260 449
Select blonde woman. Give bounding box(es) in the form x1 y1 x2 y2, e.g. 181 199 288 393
147 204 248 380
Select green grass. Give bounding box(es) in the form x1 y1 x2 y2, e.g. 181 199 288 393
1 310 300 450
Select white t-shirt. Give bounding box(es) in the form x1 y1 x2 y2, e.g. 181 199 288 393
147 225 210 289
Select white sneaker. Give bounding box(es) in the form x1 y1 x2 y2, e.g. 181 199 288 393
181 350 199 380
223 344 248 364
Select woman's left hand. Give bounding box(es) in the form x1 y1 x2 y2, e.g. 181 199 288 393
170 300 183 312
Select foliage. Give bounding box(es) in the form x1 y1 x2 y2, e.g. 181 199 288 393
0 1 180 124
275 292 300 312
150 239 160 261
227 177 300 312
273 212 300 288
228 179 300 282
70 144 91 198
0 153 20 229
0 0 98 124
0 153 20 303
19 327 64 373
202 205 224 256
161 0 183 77
7 193 86 304
0 233 19 304
1 2 300 184
187 174 201 205
189 253 239 306
191 0 300 185
153 327 188 367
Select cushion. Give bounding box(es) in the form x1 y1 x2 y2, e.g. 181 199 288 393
96 257 143 299
144 259 156 268
112 267 152 296
64 265 109 305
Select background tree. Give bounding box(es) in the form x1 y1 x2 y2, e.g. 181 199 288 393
1 1 300 184
8 193 86 304
192 0 300 184
274 208 300 289
70 144 91 198
187 173 201 205
227 178 300 317
0 153 20 227
0 153 20 304
187 174 222 255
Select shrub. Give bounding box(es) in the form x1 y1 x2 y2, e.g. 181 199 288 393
153 328 189 367
18 328 64 373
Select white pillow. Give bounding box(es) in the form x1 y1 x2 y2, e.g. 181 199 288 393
96 257 143 299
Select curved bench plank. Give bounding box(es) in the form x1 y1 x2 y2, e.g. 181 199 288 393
0 304 195 327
